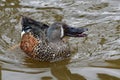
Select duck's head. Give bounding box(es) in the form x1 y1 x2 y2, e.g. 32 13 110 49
47 22 88 42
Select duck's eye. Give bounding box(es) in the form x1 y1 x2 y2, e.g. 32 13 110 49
56 26 60 29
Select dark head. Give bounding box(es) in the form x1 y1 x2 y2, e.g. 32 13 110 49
47 22 88 42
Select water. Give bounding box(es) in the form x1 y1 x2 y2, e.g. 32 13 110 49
0 0 120 80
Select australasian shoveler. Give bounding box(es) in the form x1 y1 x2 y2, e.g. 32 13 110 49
20 16 88 62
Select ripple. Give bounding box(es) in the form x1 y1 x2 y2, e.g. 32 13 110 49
0 0 120 79
88 2 109 10
70 67 120 80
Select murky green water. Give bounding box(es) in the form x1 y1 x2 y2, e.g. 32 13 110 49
0 0 120 80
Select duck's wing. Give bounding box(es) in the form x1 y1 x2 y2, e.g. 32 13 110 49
21 16 49 30
21 16 49 38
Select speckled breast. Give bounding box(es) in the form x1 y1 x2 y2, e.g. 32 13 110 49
20 33 71 62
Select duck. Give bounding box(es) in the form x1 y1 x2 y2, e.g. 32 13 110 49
20 16 88 62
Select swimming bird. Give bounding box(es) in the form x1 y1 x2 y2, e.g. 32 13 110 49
20 16 88 62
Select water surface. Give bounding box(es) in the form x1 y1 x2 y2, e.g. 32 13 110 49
0 0 120 80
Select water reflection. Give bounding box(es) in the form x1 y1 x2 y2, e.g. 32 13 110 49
0 0 20 8
2 62 120 80
0 66 1 80
51 65 85 80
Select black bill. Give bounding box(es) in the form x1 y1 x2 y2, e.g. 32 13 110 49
63 25 88 37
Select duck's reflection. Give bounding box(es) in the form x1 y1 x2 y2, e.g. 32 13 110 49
24 57 120 80
25 58 86 80
50 61 86 80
